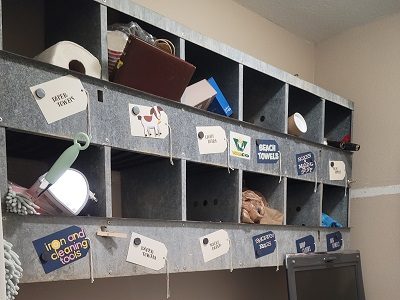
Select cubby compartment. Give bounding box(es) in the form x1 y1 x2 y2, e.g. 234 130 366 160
1 0 102 63
185 42 239 119
243 67 286 133
286 178 321 226
107 7 181 56
4 130 107 217
288 86 323 143
322 184 348 227
324 101 352 142
186 162 239 222
111 149 183 220
242 171 285 222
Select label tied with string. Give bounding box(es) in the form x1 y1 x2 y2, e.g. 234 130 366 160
326 231 343 252
296 151 315 175
252 231 276 259
32 226 90 274
129 104 169 139
230 131 251 160
30 75 88 124
256 139 279 163
199 230 230 262
329 161 346 180
196 126 227 154
296 235 316 254
126 232 167 270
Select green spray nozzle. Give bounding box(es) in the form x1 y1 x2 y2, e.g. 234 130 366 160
43 132 90 186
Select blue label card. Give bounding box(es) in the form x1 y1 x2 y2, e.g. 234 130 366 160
252 231 276 259
296 152 315 175
326 231 343 252
256 140 280 163
296 235 316 254
32 226 90 274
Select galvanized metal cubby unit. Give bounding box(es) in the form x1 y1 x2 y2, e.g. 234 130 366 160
0 0 353 286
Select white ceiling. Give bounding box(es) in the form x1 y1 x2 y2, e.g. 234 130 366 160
234 0 400 42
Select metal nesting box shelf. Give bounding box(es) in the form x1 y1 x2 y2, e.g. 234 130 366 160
0 0 354 286
0 52 352 187
2 215 351 283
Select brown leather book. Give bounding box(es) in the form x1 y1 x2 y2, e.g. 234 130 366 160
112 35 196 102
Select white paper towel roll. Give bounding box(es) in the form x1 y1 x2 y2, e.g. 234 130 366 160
35 41 101 78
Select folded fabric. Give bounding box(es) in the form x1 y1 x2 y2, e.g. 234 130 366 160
107 30 129 78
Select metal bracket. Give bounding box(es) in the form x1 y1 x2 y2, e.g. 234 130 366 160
96 226 127 238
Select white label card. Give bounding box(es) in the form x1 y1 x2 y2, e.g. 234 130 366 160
199 230 230 263
196 126 227 154
30 75 88 124
230 131 251 159
329 161 346 180
129 104 169 139
126 232 167 271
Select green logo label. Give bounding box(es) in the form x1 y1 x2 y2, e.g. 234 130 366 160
233 138 248 152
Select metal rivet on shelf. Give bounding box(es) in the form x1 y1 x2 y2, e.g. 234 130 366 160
41 251 51 263
132 106 140 115
35 88 46 99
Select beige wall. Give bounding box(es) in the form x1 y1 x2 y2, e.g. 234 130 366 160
315 12 400 299
132 0 315 82
350 195 400 300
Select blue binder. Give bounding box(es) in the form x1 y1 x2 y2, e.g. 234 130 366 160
207 77 233 117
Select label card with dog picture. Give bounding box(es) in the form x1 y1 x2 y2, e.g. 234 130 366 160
196 126 227 154
30 75 88 124
129 104 169 139
329 161 346 181
32 225 90 274
326 231 343 252
256 139 280 163
296 235 316 254
252 231 276 259
296 151 315 175
199 230 230 263
126 232 167 271
230 131 251 159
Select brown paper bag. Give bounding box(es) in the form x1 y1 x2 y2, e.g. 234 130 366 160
260 206 284 225
241 189 283 225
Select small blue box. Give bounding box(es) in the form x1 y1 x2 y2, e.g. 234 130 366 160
207 77 233 117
